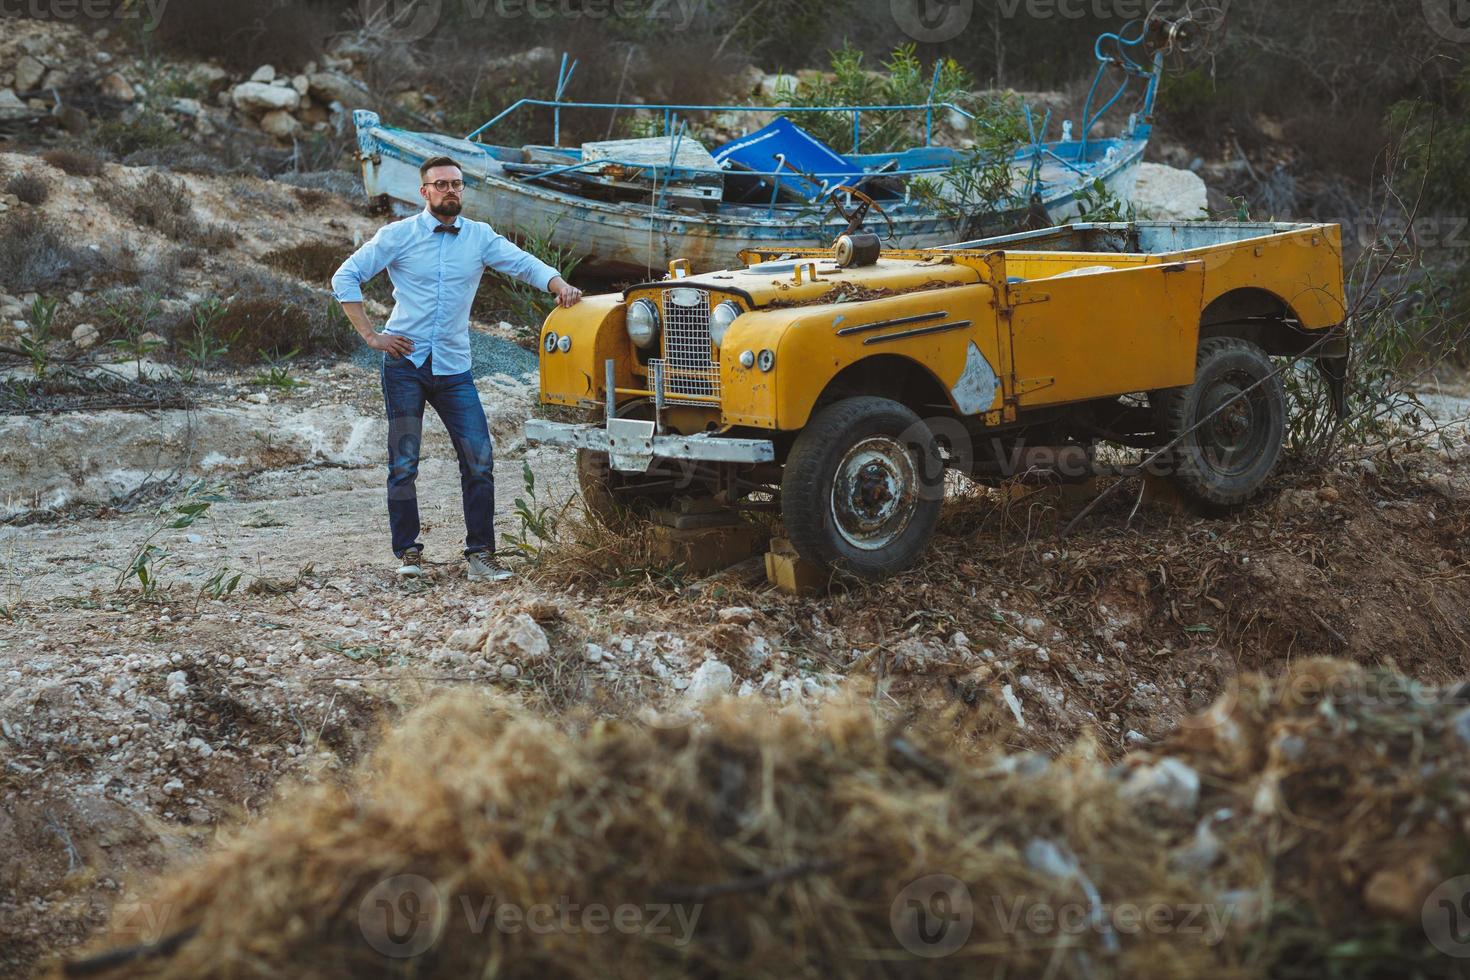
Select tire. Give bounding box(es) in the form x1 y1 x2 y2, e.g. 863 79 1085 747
781 396 944 579
1154 337 1286 506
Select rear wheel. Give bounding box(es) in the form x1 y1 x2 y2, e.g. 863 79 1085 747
1155 337 1286 506
781 396 944 578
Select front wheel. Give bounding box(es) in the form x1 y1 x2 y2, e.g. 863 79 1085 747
780 396 944 579
1154 337 1286 506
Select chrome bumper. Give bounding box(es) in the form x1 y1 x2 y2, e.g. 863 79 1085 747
524 418 776 473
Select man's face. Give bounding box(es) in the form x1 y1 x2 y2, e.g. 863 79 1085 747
421 166 463 218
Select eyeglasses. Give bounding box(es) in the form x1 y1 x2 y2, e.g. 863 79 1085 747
422 179 465 192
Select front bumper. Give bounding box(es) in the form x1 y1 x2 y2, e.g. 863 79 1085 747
525 418 776 473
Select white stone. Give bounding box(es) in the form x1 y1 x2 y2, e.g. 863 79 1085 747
1121 757 1200 813
246 392 269 405
446 626 488 651
15 56 44 92
0 88 27 117
259 109 302 139
250 65 277 83
483 612 550 663
1131 162 1209 221
307 71 361 107
685 659 733 703
291 73 310 95
98 72 135 102
231 81 300 114
71 323 99 349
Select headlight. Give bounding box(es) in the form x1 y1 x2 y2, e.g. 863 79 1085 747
626 298 660 349
709 301 741 347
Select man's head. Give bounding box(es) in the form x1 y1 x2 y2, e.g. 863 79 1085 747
420 156 463 221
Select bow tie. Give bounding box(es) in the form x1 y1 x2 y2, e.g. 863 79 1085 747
433 224 460 235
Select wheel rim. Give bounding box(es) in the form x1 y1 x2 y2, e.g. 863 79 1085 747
830 436 919 551
1195 371 1273 477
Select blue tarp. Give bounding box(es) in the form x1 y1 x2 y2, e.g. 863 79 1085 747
712 117 866 201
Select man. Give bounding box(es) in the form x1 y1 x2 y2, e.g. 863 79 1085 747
332 156 582 582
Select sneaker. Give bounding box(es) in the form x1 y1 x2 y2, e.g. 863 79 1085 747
396 548 425 578
466 552 513 583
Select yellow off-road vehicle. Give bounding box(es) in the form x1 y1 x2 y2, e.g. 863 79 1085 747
526 222 1348 578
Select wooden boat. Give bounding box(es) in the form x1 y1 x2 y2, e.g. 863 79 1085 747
351 18 1195 279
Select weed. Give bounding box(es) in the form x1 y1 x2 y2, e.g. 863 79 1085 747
95 111 181 157
6 172 50 206
20 296 58 380
1074 178 1136 223
180 297 232 371
252 350 303 389
0 210 96 293
115 481 227 596
201 566 244 599
41 146 106 178
502 461 574 559
104 291 166 371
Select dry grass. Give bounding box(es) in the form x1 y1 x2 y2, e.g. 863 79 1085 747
6 171 50 206
73 690 1224 979
0 210 98 293
66 659 1470 979
41 146 106 178
100 173 236 250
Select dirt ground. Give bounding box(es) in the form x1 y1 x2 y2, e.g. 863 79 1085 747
3 360 1469 977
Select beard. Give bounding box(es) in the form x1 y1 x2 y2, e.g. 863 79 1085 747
431 197 462 220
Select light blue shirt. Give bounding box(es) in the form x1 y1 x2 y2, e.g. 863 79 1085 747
332 209 561 375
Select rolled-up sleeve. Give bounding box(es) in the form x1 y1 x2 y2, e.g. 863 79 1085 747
332 226 395 303
481 229 559 292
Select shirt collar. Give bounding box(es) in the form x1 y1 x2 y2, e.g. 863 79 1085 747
420 210 463 233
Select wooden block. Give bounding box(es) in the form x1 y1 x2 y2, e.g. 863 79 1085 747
765 538 827 595
1140 471 1193 515
647 522 769 575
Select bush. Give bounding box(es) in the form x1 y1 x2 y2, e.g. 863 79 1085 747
0 211 97 293
94 111 182 157
5 172 50 205
262 240 354 286
41 146 107 178
213 267 356 362
102 172 236 249
147 0 340 73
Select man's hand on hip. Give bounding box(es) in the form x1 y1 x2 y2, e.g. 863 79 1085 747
366 331 415 358
549 276 582 309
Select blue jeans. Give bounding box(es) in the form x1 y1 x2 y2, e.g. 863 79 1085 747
382 353 496 558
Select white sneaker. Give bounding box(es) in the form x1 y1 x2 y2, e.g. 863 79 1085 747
467 552 513 582
396 549 425 578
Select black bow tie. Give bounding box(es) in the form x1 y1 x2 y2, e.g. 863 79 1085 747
433 224 460 235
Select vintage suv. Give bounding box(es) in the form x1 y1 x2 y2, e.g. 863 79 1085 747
526 222 1348 578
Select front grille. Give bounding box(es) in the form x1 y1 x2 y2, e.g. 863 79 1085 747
659 287 719 404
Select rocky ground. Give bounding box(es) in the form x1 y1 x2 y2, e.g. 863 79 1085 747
0 14 1466 979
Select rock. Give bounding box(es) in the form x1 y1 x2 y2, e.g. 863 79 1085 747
1131 163 1209 221
1452 706 1470 748
1000 683 1026 728
246 392 269 405
71 323 99 349
164 670 188 700
170 97 203 117
97 70 135 100
499 663 520 679
138 331 166 348
758 73 798 100
717 606 756 626
483 612 550 663
259 109 302 139
685 659 733 703
161 777 185 796
40 69 68 90
250 64 277 83
185 63 229 92
231 81 300 115
291 73 310 95
307 71 362 107
446 626 488 651
1120 757 1200 813
15 55 45 92
0 88 27 118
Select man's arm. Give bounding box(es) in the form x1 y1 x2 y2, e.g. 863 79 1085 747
332 228 414 356
482 230 581 308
